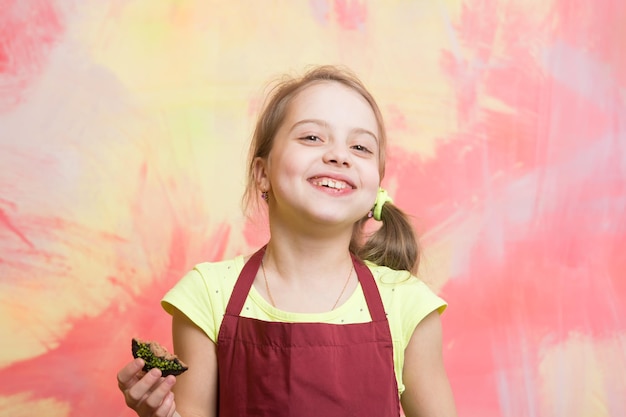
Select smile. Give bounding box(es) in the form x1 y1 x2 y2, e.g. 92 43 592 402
310 177 354 190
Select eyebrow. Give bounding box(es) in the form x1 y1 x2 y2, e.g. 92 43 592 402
289 119 378 141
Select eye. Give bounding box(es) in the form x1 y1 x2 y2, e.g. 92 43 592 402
352 144 373 154
301 135 321 142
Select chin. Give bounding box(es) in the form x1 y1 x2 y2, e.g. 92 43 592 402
311 212 367 227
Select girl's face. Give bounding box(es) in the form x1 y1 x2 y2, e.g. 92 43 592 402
255 81 381 230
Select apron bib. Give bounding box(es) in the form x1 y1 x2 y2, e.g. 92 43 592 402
216 246 400 417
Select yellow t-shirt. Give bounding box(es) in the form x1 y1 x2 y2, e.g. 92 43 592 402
161 256 446 395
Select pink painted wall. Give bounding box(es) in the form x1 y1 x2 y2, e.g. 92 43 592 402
1 1 625 416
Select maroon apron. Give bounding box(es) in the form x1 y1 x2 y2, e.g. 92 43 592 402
216 246 400 417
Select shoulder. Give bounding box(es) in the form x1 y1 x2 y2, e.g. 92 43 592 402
365 261 446 309
365 260 447 333
162 257 243 298
365 261 412 285
161 255 246 342
192 256 245 283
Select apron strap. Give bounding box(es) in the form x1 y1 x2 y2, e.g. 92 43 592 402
351 254 388 322
225 245 388 322
224 245 266 315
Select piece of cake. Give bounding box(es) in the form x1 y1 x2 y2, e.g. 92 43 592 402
131 338 189 376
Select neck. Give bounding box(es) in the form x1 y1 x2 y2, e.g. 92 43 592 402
263 229 354 285
254 216 359 312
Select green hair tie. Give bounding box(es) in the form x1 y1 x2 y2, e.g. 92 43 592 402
373 188 393 221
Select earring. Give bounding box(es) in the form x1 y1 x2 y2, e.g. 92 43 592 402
261 191 268 201
367 210 373 218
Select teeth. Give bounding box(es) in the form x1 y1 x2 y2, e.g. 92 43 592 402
314 178 348 190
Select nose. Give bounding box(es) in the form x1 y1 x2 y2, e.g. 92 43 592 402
323 143 351 167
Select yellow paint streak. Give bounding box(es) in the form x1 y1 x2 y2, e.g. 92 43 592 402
0 394 70 417
80 0 470 159
538 333 626 417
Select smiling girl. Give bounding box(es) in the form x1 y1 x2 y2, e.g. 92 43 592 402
117 65 457 417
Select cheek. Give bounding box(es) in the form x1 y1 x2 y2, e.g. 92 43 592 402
361 166 381 203
268 154 301 187
364 161 381 186
276 158 301 179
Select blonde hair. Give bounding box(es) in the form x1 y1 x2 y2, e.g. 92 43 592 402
242 65 420 273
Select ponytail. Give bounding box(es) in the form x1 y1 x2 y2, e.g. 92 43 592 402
350 202 420 275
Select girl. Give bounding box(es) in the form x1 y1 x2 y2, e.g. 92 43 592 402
117 65 457 417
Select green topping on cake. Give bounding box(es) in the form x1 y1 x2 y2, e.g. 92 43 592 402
132 338 188 376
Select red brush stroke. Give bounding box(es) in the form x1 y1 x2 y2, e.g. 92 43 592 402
550 0 626 87
0 207 35 248
413 1 626 414
0 0 64 110
0 224 230 417
333 0 367 31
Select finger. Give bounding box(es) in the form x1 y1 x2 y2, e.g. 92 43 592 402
135 374 176 416
167 396 177 417
143 374 176 410
125 367 163 408
117 358 145 391
156 390 177 417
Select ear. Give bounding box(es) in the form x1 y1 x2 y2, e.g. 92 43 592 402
252 156 270 192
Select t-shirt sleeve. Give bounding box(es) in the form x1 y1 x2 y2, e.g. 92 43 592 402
398 278 447 349
373 264 447 349
161 266 220 343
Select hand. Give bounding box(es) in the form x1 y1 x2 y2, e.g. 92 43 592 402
117 358 178 417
